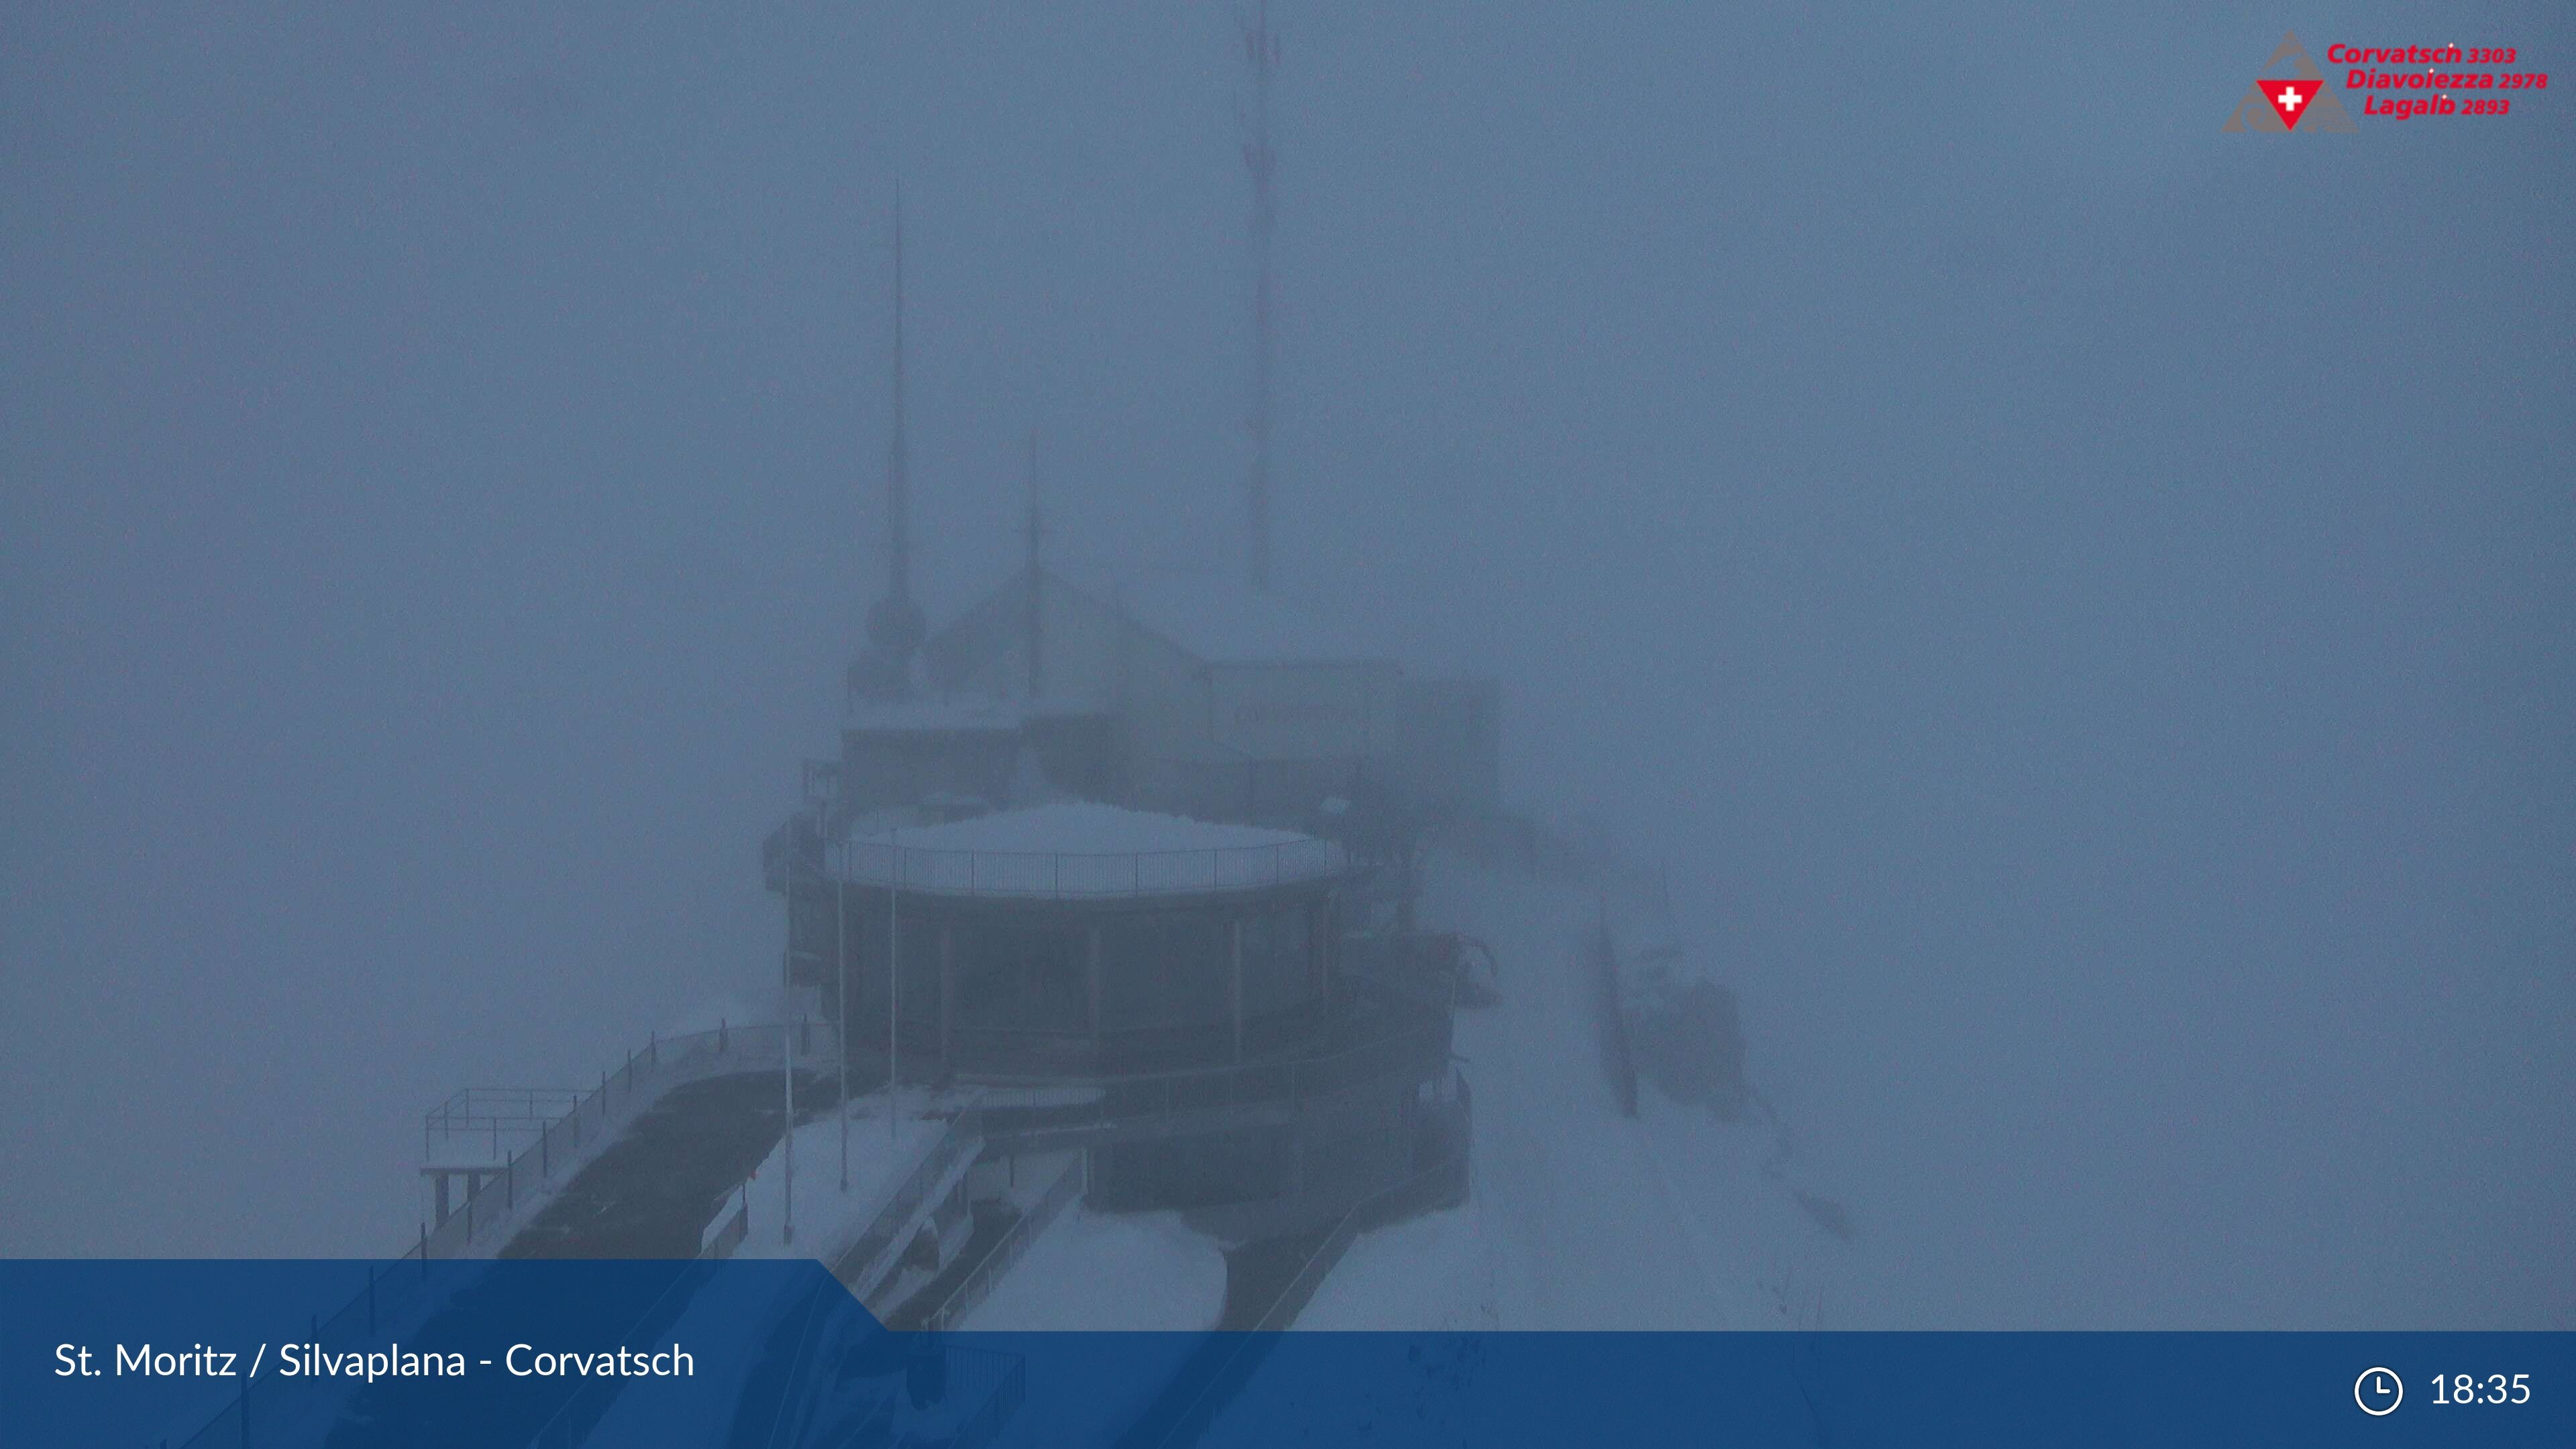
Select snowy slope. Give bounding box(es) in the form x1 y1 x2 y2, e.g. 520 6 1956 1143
722 1096 947 1264
963 1208 1224 1332
1294 852 1854 1332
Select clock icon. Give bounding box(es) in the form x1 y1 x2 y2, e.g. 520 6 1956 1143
2355 1366 2404 1416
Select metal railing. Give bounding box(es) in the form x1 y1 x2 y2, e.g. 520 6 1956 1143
423 1087 585 1164
825 1106 987 1302
835 837 1346 898
922 1153 1087 1332
1124 1150 1471 1449
173 1255 443 1449
175 1019 835 1449
700 1182 751 1261
420 1020 833 1260
1252 1150 1468 1334
177 997 1436 1447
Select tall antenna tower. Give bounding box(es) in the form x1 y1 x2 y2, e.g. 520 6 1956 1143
1023 429 1044 701
859 185 926 701
1242 0 1280 592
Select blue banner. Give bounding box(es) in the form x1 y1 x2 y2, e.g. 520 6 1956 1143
2 1260 2565 1447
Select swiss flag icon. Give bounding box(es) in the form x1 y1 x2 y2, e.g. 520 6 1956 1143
2263 78 2323 129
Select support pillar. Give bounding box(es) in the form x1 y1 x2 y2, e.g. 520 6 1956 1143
1310 899 1328 1007
1230 917 1246 1062
938 924 954 1066
1087 924 1104 1056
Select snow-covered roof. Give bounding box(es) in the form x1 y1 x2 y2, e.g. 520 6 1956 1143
838 802 1342 898
843 696 1024 733
1102 574 1385 666
853 802 1303 853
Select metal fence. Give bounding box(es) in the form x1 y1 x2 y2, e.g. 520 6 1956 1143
696 1099 985 1302
176 995 1434 1448
173 1255 442 1449
419 1020 839 1260
835 837 1346 898
1122 1150 1472 1449
1252 1149 1470 1334
176 1019 835 1449
699 1181 751 1261
423 1087 586 1165
923 1152 1088 1332
826 1107 987 1302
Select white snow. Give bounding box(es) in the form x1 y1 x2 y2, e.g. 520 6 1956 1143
965 1206 1226 1449
723 1091 950 1265
1285 852 1851 1332
849 801 1312 855
961 1207 1225 1332
574 1093 994 1449
572 1261 991 1449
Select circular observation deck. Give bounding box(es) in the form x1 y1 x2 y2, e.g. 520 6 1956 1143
833 802 1348 900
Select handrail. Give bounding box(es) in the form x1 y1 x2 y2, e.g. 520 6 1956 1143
175 1020 833 1449
824 1106 987 1303
923 1153 1087 1332
1251 1153 1464 1333
424 1087 587 1163
699 1182 751 1261
1126 1151 1469 1449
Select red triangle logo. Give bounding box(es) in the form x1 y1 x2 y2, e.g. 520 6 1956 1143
2263 78 2322 129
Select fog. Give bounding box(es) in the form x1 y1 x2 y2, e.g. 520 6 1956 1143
3 4 2568 1329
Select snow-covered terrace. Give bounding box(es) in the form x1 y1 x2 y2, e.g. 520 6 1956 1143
835 802 1346 899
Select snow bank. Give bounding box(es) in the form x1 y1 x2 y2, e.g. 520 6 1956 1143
961 1208 1224 1332
1281 852 1852 1333
724 1093 947 1264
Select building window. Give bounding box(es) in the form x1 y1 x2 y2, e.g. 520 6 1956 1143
951 920 1087 1035
1098 909 1230 1032
1241 903 1314 1019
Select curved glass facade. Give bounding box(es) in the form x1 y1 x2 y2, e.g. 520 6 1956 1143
824 885 1329 1068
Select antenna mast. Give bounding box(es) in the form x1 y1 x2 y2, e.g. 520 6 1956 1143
1024 429 1044 701
859 185 926 700
1242 0 1279 592
888 189 911 609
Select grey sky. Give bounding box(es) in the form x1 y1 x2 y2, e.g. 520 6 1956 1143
3 4 2569 1327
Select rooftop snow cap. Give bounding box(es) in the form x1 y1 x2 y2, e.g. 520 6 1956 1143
839 802 1342 898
